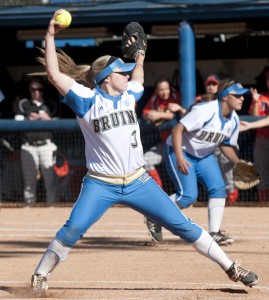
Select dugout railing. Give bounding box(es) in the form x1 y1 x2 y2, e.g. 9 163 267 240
0 117 265 207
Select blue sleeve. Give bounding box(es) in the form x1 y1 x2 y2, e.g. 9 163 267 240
222 116 239 146
128 89 144 103
61 84 96 118
127 81 144 103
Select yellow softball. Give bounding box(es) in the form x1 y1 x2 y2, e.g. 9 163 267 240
55 10 72 28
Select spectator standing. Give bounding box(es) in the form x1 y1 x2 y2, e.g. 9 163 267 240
196 74 220 99
248 70 269 202
14 76 58 206
240 115 269 130
142 76 186 242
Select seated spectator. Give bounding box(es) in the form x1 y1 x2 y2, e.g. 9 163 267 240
142 76 186 187
14 76 58 206
142 76 186 243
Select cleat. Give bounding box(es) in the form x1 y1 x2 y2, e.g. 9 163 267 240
31 274 48 296
226 260 259 287
210 230 234 246
144 217 163 243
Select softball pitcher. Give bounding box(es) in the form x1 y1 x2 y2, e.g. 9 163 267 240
30 10 259 296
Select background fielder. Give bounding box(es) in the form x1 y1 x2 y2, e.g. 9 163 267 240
165 79 249 246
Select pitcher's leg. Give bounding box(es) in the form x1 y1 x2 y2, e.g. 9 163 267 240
123 176 202 242
31 178 120 295
124 177 258 287
56 178 119 246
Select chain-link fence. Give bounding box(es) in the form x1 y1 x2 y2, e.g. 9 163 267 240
0 118 264 206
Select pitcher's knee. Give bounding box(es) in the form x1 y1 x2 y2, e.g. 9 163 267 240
208 186 227 198
177 193 197 209
170 221 202 243
56 223 86 247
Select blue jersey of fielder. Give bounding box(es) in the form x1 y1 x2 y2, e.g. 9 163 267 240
166 100 240 158
62 80 145 175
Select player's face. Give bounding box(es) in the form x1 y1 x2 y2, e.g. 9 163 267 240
205 82 218 94
109 72 130 93
226 93 244 111
155 81 170 100
30 83 44 101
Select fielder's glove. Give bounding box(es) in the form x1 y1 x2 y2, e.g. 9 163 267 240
121 22 147 59
233 160 261 190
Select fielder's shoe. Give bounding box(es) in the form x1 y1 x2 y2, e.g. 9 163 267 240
227 189 239 204
31 274 48 296
209 230 234 246
144 217 163 243
226 260 259 287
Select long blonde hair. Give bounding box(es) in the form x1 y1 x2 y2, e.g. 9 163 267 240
217 78 237 98
32 47 111 89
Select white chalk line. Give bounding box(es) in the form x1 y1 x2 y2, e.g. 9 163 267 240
0 279 268 290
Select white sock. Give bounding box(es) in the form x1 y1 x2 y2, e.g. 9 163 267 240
192 229 233 271
47 237 71 262
169 193 176 203
208 198 226 233
34 249 60 276
34 237 71 276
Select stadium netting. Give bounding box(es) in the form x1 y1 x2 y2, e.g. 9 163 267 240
0 117 266 207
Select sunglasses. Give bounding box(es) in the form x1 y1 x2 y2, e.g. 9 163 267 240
30 87 44 92
113 72 129 76
230 94 243 98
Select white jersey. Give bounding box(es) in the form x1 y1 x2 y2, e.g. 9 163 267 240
62 80 145 175
166 100 240 158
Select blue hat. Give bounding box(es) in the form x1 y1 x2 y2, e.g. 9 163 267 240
217 83 249 100
95 57 136 84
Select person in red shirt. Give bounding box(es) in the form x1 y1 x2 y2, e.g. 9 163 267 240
248 70 269 202
142 76 186 242
196 74 220 100
142 76 186 187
